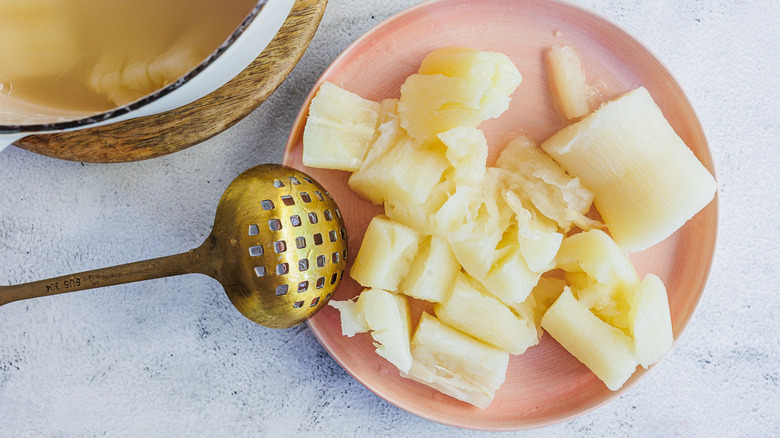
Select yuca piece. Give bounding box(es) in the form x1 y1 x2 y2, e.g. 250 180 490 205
438 126 489 184
329 299 369 337
418 46 522 120
329 288 413 373
398 235 460 303
405 313 509 409
555 229 639 287
355 288 413 373
91 44 205 106
303 82 381 171
542 87 716 252
547 45 590 119
541 287 638 391
348 103 450 207
349 215 420 291
628 274 673 368
399 47 521 146
435 170 513 281
497 135 599 232
548 229 674 387
502 190 563 274
434 273 539 355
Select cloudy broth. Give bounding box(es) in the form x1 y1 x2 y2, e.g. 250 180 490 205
0 0 258 113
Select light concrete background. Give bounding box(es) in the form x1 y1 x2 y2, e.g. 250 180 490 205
1 0 778 436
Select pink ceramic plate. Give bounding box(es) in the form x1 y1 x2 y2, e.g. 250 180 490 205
283 0 717 430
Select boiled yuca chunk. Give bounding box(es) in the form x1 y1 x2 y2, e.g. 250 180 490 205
419 46 522 120
546 45 590 119
547 230 674 389
555 229 639 287
399 47 521 146
434 173 511 280
90 44 206 106
329 299 369 337
628 274 674 368
383 179 455 237
348 102 449 207
398 235 460 303
405 313 509 409
355 288 413 373
329 288 413 373
434 273 539 355
541 87 717 252
502 190 563 274
478 241 541 306
352 135 449 208
541 275 674 389
555 229 639 334
437 126 489 184
349 215 420 292
302 82 381 171
541 287 638 391
497 135 599 232
398 74 485 146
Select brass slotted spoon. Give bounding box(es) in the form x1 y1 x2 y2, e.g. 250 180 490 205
0 164 348 329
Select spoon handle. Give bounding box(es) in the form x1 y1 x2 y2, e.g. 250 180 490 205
0 247 210 307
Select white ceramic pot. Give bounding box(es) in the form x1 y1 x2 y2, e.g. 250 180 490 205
0 0 294 152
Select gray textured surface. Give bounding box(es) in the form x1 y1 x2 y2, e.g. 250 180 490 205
1 0 778 436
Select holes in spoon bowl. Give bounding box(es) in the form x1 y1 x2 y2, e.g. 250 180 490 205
243 176 346 311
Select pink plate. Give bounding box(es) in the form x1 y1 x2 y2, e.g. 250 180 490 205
283 0 717 430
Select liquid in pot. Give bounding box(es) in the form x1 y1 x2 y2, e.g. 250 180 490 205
0 0 259 115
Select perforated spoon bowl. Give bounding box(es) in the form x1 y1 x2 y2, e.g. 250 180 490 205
0 164 348 329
